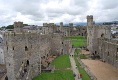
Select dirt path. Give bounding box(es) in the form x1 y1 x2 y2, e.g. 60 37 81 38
70 48 82 80
81 59 118 80
80 49 90 54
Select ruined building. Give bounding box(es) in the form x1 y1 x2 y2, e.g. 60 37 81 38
60 22 87 36
4 22 72 80
87 15 118 68
42 22 87 37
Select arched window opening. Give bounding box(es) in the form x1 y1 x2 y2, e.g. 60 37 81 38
25 46 28 51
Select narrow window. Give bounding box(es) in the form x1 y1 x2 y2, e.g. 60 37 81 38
116 48 118 60
27 60 29 65
107 52 109 56
7 47 8 50
13 46 14 50
25 46 28 51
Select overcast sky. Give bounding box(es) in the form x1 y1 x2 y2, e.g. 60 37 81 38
0 0 118 26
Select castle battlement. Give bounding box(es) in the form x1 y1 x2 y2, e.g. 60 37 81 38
43 23 55 27
87 15 93 19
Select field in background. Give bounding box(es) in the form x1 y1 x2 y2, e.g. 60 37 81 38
65 36 86 47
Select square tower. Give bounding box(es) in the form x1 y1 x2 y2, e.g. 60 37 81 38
86 15 93 27
14 21 23 32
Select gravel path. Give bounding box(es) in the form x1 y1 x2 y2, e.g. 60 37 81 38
69 48 82 80
81 50 90 54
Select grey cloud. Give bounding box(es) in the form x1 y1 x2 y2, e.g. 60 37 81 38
100 0 118 9
0 0 118 26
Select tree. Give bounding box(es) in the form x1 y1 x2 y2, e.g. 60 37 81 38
5 24 29 29
6 25 14 29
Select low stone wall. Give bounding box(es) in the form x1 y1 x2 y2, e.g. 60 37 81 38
77 57 97 80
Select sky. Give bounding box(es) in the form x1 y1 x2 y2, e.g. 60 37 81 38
0 0 118 26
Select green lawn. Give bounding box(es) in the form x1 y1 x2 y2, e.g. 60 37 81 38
65 36 86 47
51 54 71 68
65 36 84 39
74 56 91 80
33 70 74 80
33 54 73 80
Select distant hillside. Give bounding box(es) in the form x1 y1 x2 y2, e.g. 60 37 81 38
56 22 103 26
55 22 87 26
103 21 118 25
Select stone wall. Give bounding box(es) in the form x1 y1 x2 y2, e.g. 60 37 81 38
4 27 72 80
98 38 118 68
87 15 118 68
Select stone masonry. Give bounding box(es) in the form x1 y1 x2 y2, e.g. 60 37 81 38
87 15 118 68
4 22 72 80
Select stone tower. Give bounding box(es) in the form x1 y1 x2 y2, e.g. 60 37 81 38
69 23 73 36
87 15 93 27
14 21 23 32
43 23 48 27
60 22 63 32
86 15 94 52
87 15 112 54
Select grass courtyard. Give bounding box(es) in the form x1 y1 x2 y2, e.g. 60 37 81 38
51 54 71 68
64 36 86 47
33 54 73 80
33 36 88 80
33 70 74 80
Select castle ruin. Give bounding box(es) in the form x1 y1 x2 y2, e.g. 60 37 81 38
4 22 72 80
87 15 118 68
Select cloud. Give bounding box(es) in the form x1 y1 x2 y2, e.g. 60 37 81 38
0 0 118 26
